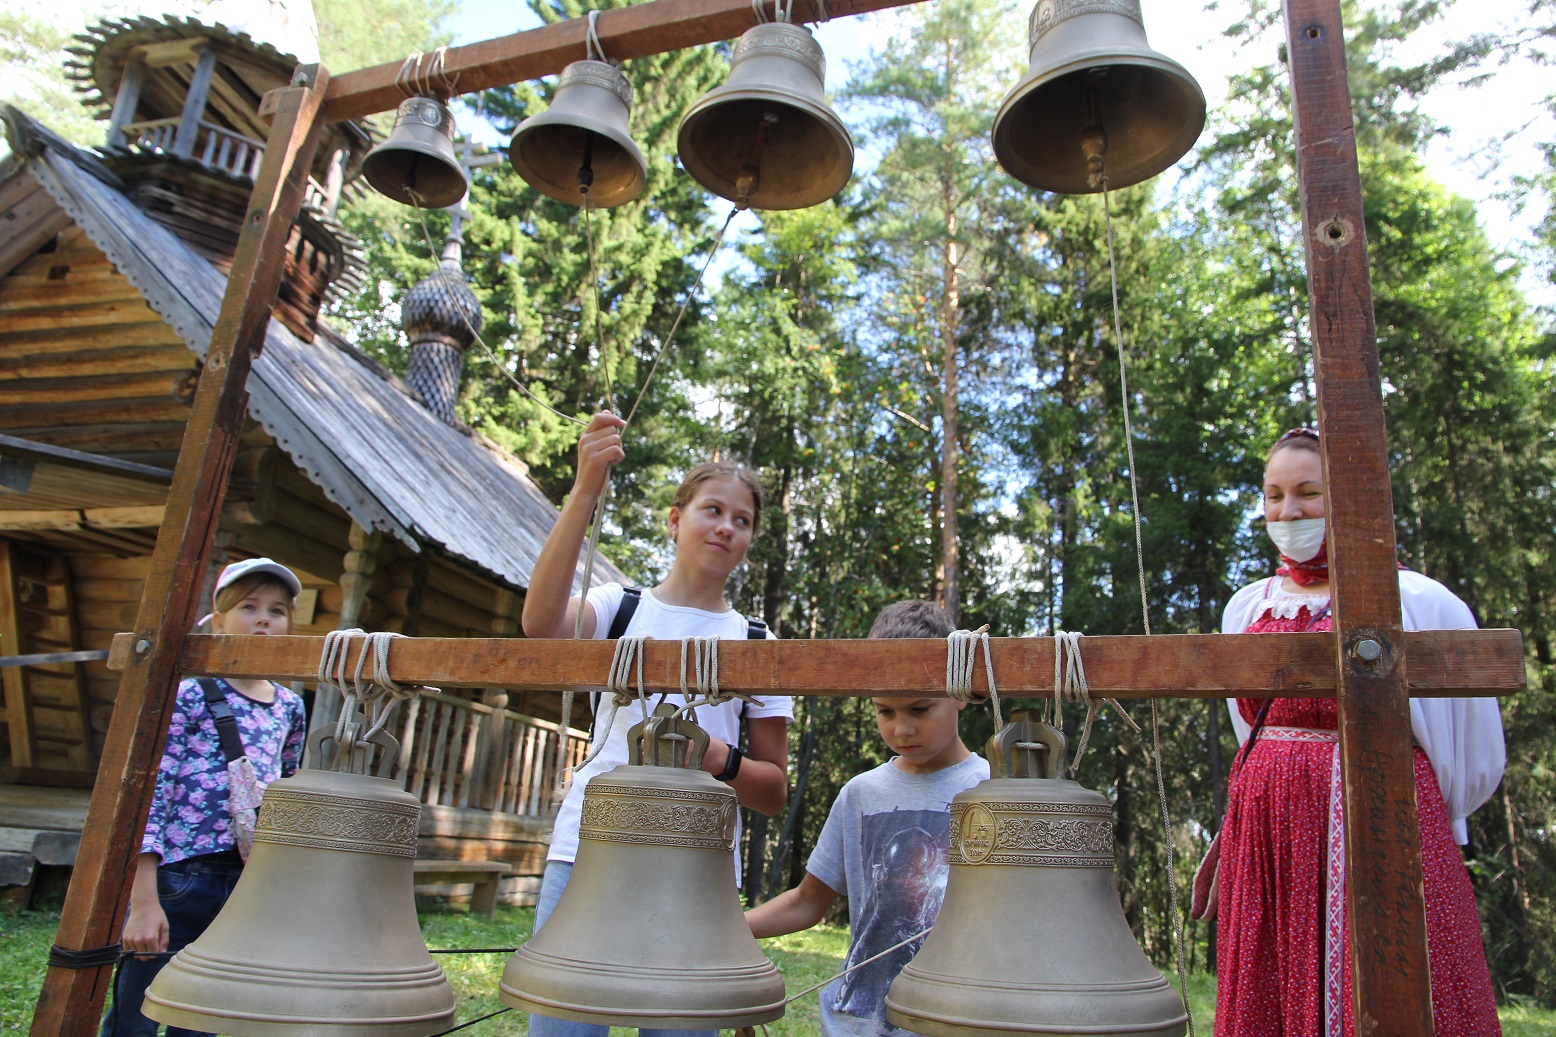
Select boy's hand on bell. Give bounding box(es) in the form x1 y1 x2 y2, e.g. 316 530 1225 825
575 411 626 499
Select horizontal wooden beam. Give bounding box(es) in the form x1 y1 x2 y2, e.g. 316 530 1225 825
0 506 167 530
322 0 924 121
108 629 1525 699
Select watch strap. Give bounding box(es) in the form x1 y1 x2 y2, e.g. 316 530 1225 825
714 744 743 783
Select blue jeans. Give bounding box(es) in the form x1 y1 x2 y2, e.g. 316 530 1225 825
528 860 716 1037
100 852 244 1037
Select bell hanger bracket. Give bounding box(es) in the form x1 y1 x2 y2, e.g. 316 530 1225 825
307 712 401 777
986 707 1067 779
627 701 712 769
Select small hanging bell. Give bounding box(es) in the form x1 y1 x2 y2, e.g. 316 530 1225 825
499 704 786 1028
363 96 470 208
143 723 457 1037
885 709 1189 1037
677 21 854 210
510 59 648 208
992 0 1205 194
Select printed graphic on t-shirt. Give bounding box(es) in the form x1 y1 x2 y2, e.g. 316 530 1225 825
830 807 950 1033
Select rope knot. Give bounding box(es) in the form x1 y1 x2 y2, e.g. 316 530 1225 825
1050 630 1138 777
946 625 1001 728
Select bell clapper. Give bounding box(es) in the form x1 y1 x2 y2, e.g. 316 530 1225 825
578 129 597 197
733 111 779 210
1081 127 1109 190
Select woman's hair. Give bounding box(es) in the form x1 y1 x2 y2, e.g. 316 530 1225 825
671 461 764 533
213 572 297 617
1267 427 1320 461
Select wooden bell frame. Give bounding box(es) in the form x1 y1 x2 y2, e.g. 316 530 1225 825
29 2 1524 1035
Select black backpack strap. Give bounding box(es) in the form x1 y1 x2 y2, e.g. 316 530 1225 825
194 677 246 764
745 615 768 639
591 588 644 739
607 586 642 640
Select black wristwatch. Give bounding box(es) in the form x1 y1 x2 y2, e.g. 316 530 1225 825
714 744 743 783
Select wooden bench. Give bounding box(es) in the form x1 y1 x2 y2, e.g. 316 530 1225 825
412 859 513 916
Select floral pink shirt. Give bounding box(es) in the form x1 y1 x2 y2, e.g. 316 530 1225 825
141 677 307 864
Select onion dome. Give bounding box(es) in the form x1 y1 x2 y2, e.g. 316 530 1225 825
403 241 482 425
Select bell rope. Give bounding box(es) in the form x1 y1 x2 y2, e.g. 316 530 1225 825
945 625 1000 729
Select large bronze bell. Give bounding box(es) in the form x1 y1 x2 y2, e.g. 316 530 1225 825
886 710 1188 1037
511 60 648 208
677 22 854 210
143 725 457 1037
500 704 786 1027
992 0 1205 194
363 96 470 208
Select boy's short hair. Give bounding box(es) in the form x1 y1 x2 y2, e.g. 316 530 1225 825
868 600 954 639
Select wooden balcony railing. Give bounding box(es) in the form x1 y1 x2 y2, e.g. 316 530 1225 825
117 119 322 199
118 117 180 154
391 691 588 818
121 119 264 180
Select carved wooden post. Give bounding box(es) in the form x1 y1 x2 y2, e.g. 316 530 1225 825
172 46 218 160
310 522 382 734
30 66 330 1037
473 587 524 807
104 54 145 150
1283 2 1433 1034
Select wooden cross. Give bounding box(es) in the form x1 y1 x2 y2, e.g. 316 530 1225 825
29 2 1525 1036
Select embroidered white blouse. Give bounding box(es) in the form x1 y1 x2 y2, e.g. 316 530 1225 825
1222 569 1506 844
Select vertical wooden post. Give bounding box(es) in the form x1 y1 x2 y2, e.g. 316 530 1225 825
29 65 331 1037
104 55 145 151
172 47 219 160
0 541 36 769
1283 3 1433 1034
311 523 382 737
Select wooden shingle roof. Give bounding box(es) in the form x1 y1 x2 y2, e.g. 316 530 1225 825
6 113 626 592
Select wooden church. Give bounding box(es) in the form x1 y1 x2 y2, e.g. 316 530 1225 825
0 2 624 906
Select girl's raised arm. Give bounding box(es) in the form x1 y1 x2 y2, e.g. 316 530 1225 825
522 412 626 640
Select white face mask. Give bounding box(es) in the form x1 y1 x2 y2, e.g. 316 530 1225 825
1267 517 1326 562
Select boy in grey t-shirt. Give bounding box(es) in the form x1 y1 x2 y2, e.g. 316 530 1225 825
746 603 990 1037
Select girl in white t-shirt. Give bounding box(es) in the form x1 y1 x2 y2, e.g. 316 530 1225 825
521 411 793 1037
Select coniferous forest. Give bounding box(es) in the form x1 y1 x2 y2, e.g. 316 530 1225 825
8 0 1554 1007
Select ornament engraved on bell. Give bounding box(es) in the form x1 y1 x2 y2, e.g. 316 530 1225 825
255 786 421 856
1032 0 1144 47
578 783 737 850
560 61 635 104
956 801 998 863
732 29 826 79
402 98 449 129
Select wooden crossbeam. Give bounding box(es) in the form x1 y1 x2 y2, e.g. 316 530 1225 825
323 0 919 122
106 629 1524 699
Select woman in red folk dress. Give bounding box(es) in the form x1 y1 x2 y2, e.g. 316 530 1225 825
1213 429 1505 1037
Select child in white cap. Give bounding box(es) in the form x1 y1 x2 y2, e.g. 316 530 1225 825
101 558 307 1037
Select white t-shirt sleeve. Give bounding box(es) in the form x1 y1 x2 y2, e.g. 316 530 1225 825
1399 572 1506 843
805 782 850 896
584 582 628 640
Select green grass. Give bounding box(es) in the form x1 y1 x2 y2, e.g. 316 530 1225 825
4 901 1553 1036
